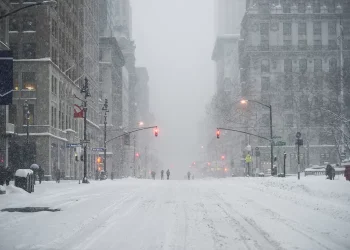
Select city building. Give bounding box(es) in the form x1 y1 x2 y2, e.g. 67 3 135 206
7 0 99 179
0 0 13 170
240 0 350 173
209 0 247 175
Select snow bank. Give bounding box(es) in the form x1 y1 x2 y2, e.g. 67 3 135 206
4 185 28 195
0 185 5 192
15 169 33 177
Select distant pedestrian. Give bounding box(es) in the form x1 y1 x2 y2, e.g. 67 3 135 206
161 170 164 180
187 171 191 180
38 166 44 184
325 164 332 180
56 168 60 183
166 169 170 180
151 171 156 180
331 166 335 180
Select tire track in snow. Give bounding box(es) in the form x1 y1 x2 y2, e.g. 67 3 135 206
214 193 282 250
37 188 141 250
240 197 349 250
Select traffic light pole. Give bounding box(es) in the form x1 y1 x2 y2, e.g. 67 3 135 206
105 126 158 144
82 78 90 184
102 99 109 173
269 105 274 176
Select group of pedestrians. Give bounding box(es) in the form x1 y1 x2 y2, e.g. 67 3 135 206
152 169 170 180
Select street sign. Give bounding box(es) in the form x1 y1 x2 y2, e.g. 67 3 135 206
276 141 286 146
67 143 81 148
92 148 105 152
245 154 252 163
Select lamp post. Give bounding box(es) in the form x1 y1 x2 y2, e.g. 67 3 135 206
81 78 90 183
23 100 30 144
240 99 274 175
0 0 57 20
102 99 109 173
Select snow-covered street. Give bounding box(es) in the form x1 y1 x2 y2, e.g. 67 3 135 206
0 177 350 250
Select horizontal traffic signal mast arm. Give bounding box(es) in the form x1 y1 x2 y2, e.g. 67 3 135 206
106 126 158 144
217 127 272 142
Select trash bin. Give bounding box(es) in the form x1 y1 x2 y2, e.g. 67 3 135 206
15 169 34 193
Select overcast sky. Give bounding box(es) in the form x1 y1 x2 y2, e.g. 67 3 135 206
132 0 215 176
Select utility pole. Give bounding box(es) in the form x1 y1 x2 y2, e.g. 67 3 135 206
269 105 274 176
283 152 287 177
24 100 29 144
81 77 90 183
339 15 346 156
133 135 136 177
102 99 109 173
296 132 303 180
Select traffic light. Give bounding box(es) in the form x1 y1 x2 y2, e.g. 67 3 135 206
221 155 225 160
136 152 140 157
154 127 159 137
97 157 102 164
216 129 220 139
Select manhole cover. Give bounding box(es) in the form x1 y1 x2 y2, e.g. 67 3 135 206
1 207 61 213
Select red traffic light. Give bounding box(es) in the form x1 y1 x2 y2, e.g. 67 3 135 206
221 155 225 160
154 127 159 137
136 152 140 157
216 129 220 139
97 157 102 163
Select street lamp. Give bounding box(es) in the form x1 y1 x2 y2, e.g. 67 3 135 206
138 121 144 127
23 100 30 144
0 0 57 20
81 78 90 183
102 99 109 173
241 99 274 175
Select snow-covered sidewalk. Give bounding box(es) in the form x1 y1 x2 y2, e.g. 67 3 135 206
0 177 349 250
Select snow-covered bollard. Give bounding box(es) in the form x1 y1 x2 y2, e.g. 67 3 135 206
15 169 34 193
0 185 6 195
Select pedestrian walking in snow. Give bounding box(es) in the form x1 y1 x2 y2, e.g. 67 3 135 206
166 169 170 180
187 171 191 180
56 168 61 183
325 164 332 180
151 171 156 180
331 166 336 180
38 166 44 184
161 170 164 180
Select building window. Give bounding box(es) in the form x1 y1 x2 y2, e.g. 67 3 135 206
329 58 337 73
260 23 269 36
23 43 36 58
315 76 323 89
328 40 337 50
10 43 18 58
261 77 270 91
23 14 36 31
313 22 321 35
300 95 309 109
23 104 34 125
284 75 293 90
22 72 36 91
286 114 293 126
261 59 270 73
9 104 17 124
282 1 291 13
314 40 322 49
298 40 307 50
314 59 322 72
313 0 321 13
298 23 307 35
283 39 292 48
328 22 336 35
283 23 292 35
9 17 18 31
260 39 269 51
13 72 19 90
284 95 293 109
299 59 307 73
284 59 292 72
298 2 306 13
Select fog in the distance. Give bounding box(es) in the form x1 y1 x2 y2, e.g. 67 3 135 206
132 0 215 177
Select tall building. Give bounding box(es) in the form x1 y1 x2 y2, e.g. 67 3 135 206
114 0 133 40
240 0 350 173
0 0 13 170
210 0 247 174
214 0 246 35
7 0 100 180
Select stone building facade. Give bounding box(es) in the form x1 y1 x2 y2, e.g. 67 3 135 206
240 0 350 173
